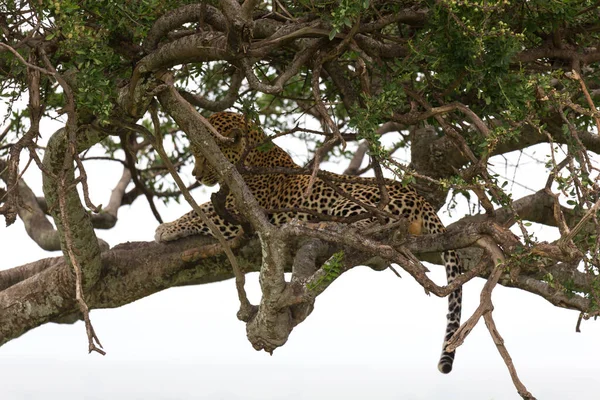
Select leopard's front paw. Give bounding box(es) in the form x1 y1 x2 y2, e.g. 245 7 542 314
154 222 192 243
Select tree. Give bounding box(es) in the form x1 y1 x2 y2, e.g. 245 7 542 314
1 1 600 398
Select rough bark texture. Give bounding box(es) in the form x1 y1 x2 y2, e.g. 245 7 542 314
0 236 259 346
1 210 593 348
42 128 106 289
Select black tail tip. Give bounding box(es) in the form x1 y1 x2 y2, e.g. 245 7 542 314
438 362 453 374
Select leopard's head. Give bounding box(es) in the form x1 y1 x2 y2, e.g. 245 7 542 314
191 112 262 186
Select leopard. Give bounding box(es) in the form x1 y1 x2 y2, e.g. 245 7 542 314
155 111 462 374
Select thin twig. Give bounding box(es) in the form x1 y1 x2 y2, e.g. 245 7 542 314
483 313 536 399
561 198 600 245
567 69 600 134
0 43 55 75
73 151 102 212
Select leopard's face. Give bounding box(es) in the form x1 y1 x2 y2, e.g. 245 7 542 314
191 113 250 186
191 139 244 186
191 152 219 186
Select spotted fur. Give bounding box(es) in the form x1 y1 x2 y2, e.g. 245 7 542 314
155 112 462 373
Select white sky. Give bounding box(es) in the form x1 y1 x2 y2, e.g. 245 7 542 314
1 115 599 400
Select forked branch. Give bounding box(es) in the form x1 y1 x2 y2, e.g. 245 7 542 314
446 237 535 399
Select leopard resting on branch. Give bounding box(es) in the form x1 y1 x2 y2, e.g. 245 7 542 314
155 111 463 373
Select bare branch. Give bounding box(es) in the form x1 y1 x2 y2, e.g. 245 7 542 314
103 167 132 219
1 52 44 226
240 39 321 94
483 313 536 399
179 68 244 112
0 159 60 250
0 43 55 75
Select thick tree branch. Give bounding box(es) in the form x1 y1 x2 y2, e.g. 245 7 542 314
138 31 231 73
143 3 227 51
42 127 107 288
0 236 256 347
1 212 593 351
0 257 63 291
0 159 60 250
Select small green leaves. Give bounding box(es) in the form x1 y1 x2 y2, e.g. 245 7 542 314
307 251 345 292
328 29 337 41
329 0 370 41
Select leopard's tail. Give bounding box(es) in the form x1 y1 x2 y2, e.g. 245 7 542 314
437 249 462 374
420 204 463 374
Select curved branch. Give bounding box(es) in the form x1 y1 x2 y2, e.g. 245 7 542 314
240 39 321 94
180 68 244 111
138 31 231 73
143 4 227 52
358 8 428 32
15 178 61 250
354 34 408 59
0 159 60 251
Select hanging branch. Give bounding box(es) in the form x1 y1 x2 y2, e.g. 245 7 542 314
148 100 254 318
57 172 105 355
0 51 45 226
